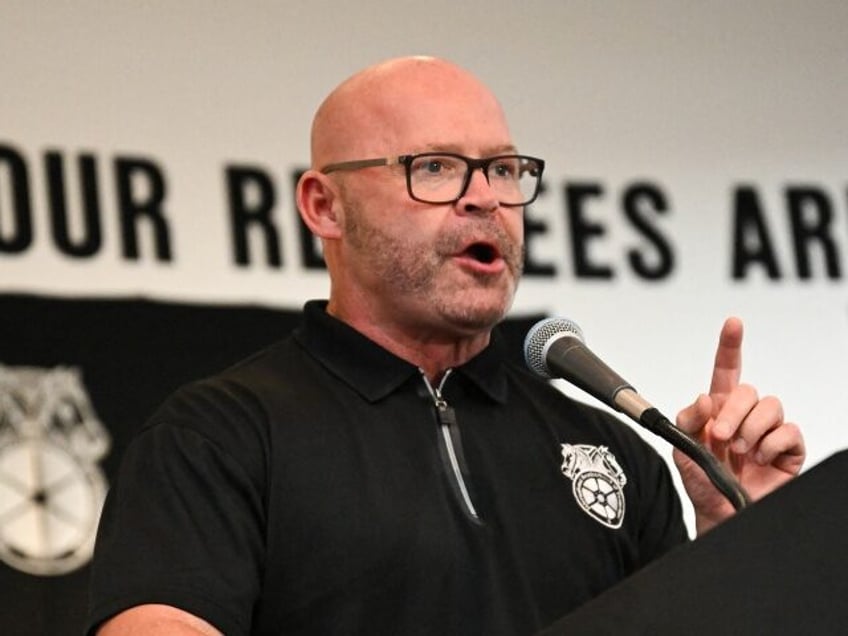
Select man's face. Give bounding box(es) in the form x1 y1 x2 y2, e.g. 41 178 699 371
333 70 525 338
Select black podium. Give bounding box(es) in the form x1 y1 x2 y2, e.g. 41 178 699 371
538 450 848 636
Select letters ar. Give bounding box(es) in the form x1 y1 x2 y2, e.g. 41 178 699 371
731 184 843 280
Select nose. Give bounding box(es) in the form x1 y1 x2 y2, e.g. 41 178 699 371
457 167 499 214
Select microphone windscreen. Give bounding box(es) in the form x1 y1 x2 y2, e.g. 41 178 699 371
523 317 584 378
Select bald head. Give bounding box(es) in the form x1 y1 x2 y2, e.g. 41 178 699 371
296 56 526 358
310 56 513 170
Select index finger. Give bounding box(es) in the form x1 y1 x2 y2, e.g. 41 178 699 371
709 317 744 397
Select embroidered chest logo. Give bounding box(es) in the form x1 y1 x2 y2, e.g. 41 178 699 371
560 444 627 529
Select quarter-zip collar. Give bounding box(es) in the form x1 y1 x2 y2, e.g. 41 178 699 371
293 300 510 404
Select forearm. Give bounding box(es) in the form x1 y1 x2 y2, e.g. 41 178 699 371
96 604 223 636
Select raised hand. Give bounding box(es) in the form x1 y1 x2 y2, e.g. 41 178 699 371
674 317 805 534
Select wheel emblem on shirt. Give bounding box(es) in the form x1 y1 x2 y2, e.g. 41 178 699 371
0 365 110 576
560 444 627 529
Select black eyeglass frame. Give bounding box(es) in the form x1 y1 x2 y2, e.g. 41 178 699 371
320 152 545 206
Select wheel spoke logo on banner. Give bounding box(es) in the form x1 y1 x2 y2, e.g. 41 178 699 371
0 365 110 576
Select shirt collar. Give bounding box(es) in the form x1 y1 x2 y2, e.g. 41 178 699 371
293 300 509 404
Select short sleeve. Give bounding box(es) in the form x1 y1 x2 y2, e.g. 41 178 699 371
86 381 269 636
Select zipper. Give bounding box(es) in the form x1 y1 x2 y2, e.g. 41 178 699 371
420 369 480 521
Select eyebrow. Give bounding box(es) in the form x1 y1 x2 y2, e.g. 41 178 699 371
418 143 519 156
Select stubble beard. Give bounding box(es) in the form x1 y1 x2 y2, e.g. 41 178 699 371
342 198 524 333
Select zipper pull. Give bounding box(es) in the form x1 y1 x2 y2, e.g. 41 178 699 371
431 386 457 428
421 370 480 521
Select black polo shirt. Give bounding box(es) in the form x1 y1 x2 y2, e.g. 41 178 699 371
87 301 687 636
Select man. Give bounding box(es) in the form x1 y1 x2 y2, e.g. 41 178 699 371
87 56 804 635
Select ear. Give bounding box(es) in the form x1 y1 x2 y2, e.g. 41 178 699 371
296 170 343 239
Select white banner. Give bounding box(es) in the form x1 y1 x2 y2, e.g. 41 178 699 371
3 1 847 529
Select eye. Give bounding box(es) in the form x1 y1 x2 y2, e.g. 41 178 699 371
423 160 444 174
490 157 520 180
411 155 460 178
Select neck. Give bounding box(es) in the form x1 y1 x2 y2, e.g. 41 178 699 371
326 299 492 383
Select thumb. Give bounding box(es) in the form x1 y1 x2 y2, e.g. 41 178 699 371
676 393 713 437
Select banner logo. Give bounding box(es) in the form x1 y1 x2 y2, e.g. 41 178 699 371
0 365 110 576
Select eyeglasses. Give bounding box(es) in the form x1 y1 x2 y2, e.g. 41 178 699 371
320 152 545 207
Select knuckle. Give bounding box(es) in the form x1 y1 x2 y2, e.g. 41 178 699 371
736 383 759 402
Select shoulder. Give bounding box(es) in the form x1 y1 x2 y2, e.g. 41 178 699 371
504 362 675 490
149 336 305 429
505 364 649 443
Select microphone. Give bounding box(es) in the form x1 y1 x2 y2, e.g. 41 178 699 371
524 317 750 511
523 317 651 421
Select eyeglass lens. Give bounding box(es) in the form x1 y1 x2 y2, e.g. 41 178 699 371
408 154 541 204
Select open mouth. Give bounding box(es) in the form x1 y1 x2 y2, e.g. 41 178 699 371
463 242 500 265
